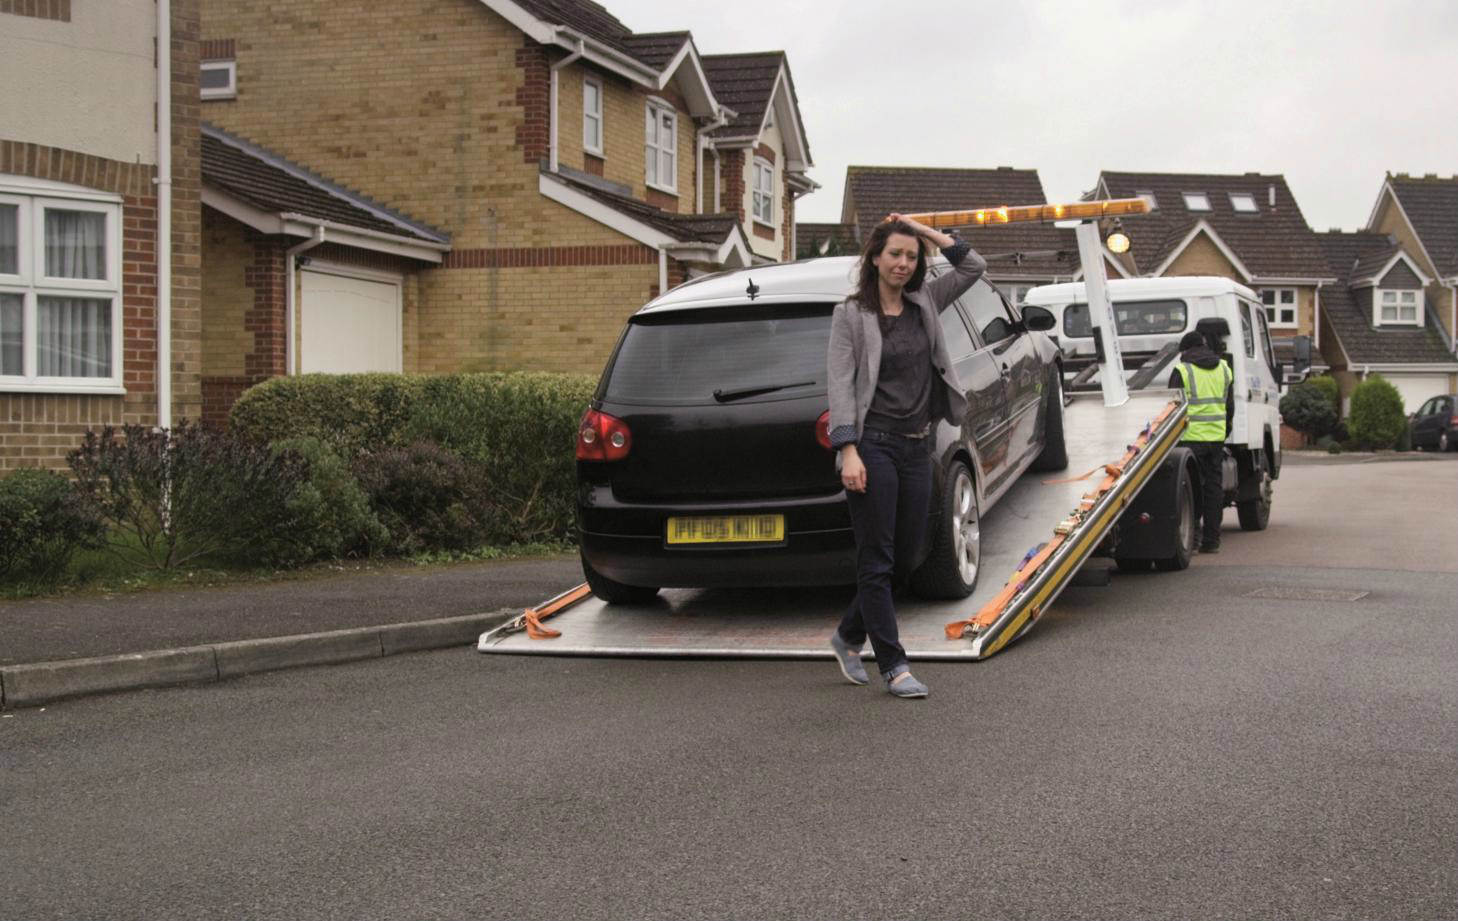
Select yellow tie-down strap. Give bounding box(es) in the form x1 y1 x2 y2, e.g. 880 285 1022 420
944 399 1187 657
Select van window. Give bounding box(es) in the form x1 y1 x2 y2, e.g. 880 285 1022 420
1240 302 1255 358
1063 299 1188 338
962 279 1015 345
1253 305 1277 371
940 303 976 360
604 303 832 405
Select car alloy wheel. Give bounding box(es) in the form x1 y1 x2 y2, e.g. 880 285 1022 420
952 466 981 586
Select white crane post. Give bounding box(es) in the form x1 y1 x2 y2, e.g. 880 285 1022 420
1074 221 1128 407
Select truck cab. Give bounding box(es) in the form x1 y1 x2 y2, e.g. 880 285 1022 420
1022 276 1281 531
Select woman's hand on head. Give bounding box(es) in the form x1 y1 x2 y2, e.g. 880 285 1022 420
841 446 867 493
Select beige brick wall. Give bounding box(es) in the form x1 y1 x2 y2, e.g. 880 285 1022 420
1164 232 1241 277
201 209 252 377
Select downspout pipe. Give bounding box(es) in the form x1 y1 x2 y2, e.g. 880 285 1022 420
285 226 326 376
155 0 172 428
549 40 586 174
697 110 729 213
1313 280 1322 352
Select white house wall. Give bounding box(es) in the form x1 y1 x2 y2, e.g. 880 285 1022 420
742 115 785 261
0 2 157 166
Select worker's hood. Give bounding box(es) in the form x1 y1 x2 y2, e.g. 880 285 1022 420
1179 344 1222 370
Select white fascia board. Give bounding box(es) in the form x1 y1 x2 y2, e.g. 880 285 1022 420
657 41 720 118
1367 250 1434 287
538 172 676 248
1369 180 1442 278
1152 219 1254 282
477 0 555 42
204 187 446 261
203 184 285 234
762 66 813 169
1358 361 1458 372
717 226 751 266
1250 276 1340 285
0 175 124 203
481 2 657 86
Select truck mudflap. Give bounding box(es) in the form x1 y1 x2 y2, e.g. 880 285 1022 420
944 398 1187 659
478 393 1188 662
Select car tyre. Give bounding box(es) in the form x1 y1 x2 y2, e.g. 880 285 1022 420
581 552 660 605
1153 464 1196 571
911 459 980 600
1029 369 1069 473
1236 452 1273 532
1441 429 1451 453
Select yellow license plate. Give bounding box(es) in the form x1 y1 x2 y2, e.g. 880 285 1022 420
666 514 785 545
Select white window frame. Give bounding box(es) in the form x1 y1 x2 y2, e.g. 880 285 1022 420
1260 287 1298 329
751 158 775 226
644 100 677 194
200 60 237 100
1229 192 1258 213
582 76 603 156
0 182 125 394
1374 287 1422 326
1182 191 1211 212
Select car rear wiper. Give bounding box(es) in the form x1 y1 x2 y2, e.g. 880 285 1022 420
712 380 815 402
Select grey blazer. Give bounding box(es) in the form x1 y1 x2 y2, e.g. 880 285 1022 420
826 244 987 453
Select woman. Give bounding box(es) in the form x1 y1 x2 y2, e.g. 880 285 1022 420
825 214 986 698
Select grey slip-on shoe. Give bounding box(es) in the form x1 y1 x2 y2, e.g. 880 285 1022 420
830 632 869 686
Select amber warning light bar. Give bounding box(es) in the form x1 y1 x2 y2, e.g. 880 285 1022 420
900 197 1150 229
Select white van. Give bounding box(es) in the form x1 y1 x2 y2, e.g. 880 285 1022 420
1022 276 1283 531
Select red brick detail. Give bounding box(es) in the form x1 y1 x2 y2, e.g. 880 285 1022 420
0 0 70 22
754 143 776 166
584 153 605 177
515 38 550 164
243 240 287 380
645 186 678 212
753 222 775 241
201 38 236 60
781 187 794 261
202 376 254 429
648 258 689 300
441 244 658 269
720 149 746 222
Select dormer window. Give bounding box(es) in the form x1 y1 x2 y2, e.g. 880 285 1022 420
1229 192 1258 213
1375 288 1421 326
1182 192 1211 211
1135 190 1157 210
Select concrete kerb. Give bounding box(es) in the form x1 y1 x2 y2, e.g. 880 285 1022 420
0 609 517 710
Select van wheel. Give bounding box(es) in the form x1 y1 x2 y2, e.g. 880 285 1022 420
1029 370 1068 472
581 552 660 605
1237 453 1273 531
1154 464 1196 571
911 460 980 599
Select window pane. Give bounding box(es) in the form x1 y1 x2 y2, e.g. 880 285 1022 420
1382 290 1397 304
1063 299 1187 337
645 106 656 143
200 64 232 91
660 149 674 186
940 302 975 360
1281 289 1294 304
1241 304 1254 357
0 203 17 275
646 149 657 184
963 280 1014 343
45 209 106 280
1 292 21 374
38 296 111 377
660 112 675 152
585 82 599 114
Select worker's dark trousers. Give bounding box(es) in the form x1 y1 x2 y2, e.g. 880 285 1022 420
1184 441 1225 548
839 429 932 679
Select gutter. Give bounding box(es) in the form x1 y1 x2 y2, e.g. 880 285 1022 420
285 227 326 376
548 39 586 174
155 0 172 428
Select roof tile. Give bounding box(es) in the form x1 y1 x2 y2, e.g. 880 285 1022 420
1388 174 1458 278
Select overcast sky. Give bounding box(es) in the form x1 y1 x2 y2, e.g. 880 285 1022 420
603 0 1456 233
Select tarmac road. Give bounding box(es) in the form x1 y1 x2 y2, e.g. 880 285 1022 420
2 458 1455 920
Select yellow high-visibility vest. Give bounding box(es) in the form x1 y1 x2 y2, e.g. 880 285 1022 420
1176 360 1232 442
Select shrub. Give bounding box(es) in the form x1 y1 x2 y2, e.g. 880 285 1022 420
229 374 424 458
0 468 105 582
1347 374 1407 450
269 437 389 562
352 442 493 555
68 422 310 569
1279 383 1339 441
1305 375 1341 416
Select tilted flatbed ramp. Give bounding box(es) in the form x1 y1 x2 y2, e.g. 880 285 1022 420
480 391 1186 662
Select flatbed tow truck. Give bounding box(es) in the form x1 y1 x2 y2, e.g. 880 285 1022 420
480 198 1204 663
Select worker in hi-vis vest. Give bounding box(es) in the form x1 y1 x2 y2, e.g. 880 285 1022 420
1167 330 1234 553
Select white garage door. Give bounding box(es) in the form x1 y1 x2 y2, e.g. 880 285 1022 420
300 270 401 373
1385 373 1452 413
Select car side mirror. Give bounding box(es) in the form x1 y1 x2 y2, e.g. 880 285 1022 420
1021 305 1056 332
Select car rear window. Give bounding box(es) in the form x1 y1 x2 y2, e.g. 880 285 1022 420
602 303 834 405
1063 299 1188 338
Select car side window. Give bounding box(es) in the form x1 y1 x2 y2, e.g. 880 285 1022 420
1440 397 1453 415
962 279 1015 345
939 302 976 360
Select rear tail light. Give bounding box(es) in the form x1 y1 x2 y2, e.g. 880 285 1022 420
815 410 832 451
577 408 632 462
1450 415 1458 426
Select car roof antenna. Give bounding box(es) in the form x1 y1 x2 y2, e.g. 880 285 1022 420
746 278 760 300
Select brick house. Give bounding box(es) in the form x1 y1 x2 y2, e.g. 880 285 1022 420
1091 171 1336 373
194 0 816 419
1 0 202 470
806 166 1109 305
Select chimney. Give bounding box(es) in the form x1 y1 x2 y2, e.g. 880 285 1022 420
1268 184 1276 208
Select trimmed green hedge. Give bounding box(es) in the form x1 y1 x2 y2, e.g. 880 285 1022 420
230 372 598 543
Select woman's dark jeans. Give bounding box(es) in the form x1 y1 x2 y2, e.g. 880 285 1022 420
837 429 932 679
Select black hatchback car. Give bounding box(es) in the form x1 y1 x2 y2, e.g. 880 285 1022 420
1411 393 1457 452
576 256 1065 604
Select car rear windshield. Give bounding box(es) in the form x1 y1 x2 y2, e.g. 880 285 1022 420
1063 299 1188 338
602 303 834 406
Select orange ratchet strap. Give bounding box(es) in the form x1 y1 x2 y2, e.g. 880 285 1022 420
944 401 1179 641
521 583 593 639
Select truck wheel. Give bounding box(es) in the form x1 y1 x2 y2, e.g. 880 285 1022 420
581 552 660 605
1153 464 1196 571
1237 453 1273 531
911 460 980 599
1029 370 1068 472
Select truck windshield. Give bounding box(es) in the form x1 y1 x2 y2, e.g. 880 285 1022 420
1063 299 1188 338
603 303 833 406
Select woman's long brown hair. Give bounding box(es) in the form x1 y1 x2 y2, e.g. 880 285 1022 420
852 219 928 316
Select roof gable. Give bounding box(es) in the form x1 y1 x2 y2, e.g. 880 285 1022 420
1314 229 1455 366
1152 220 1253 282
1383 174 1458 278
701 52 812 169
1098 170 1331 280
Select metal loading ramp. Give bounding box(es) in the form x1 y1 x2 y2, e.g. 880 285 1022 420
480 391 1186 662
